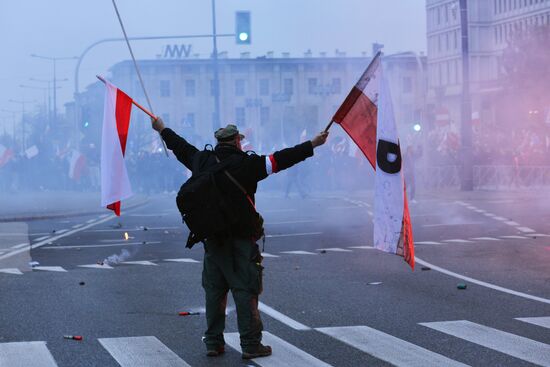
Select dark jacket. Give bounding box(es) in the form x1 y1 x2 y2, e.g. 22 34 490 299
161 128 314 236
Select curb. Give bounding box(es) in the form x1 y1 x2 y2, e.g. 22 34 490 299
0 197 150 223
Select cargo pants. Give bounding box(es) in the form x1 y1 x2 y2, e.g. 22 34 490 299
202 237 264 352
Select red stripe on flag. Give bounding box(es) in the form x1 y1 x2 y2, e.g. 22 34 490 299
268 154 278 173
107 201 121 216
115 89 133 155
333 86 363 124
399 188 415 270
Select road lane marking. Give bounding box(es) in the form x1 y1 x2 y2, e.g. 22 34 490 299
163 258 199 263
470 237 499 241
494 216 507 221
500 235 527 239
414 241 443 245
266 220 315 225
517 227 536 233
121 260 157 266
0 268 23 275
505 221 520 226
280 250 317 255
266 232 322 238
129 213 166 217
415 257 550 305
34 235 50 241
317 325 469 367
0 341 58 367
317 248 353 252
348 246 375 250
442 239 473 243
532 234 550 237
33 266 67 272
262 208 297 213
422 222 483 228
515 316 550 330
85 226 180 233
420 320 550 367
41 242 161 250
260 252 280 258
11 242 29 249
78 264 114 269
55 229 69 234
71 224 84 229
258 302 311 330
0 214 116 262
99 336 190 367
86 219 96 223
225 331 331 366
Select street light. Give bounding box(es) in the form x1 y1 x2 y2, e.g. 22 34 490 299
8 99 36 149
0 109 18 140
30 54 77 126
20 84 61 122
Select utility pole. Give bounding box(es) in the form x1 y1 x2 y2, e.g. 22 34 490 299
30 77 68 125
0 109 18 142
8 99 35 150
211 0 221 130
459 0 473 191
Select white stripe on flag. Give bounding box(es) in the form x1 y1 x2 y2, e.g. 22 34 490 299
225 331 332 366
317 325 469 367
99 336 190 367
0 341 58 367
265 156 273 175
420 320 550 366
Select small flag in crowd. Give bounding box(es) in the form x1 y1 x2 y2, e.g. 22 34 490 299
101 80 133 216
25 145 39 159
0 144 14 167
332 52 414 269
68 150 87 182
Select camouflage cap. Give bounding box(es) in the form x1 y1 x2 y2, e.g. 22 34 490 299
214 124 245 141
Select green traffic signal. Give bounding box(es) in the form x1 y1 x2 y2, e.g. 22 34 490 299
235 11 251 45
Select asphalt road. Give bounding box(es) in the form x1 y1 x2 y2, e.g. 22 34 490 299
0 190 549 367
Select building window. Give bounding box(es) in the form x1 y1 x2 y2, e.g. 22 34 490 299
235 79 245 96
402 77 412 93
446 33 450 51
454 30 458 49
331 78 341 94
259 79 269 96
185 80 196 97
160 80 170 97
235 107 245 125
445 4 449 23
437 6 441 25
162 113 170 123
308 78 318 94
283 78 294 95
260 106 270 125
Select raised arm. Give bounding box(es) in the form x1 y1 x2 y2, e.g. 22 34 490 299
152 117 198 169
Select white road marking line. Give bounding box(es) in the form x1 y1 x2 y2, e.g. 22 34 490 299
280 250 317 255
129 213 166 217
225 331 331 367
414 241 443 245
42 242 160 250
266 232 322 238
422 222 483 228
33 266 67 272
494 216 507 221
470 237 499 241
515 316 550 330
85 226 180 233
121 260 157 266
99 214 110 218
0 341 59 367
317 248 353 252
465 205 476 209
0 268 23 275
55 229 69 234
258 302 311 330
473 209 485 213
11 242 29 249
483 213 496 217
517 227 536 233
34 235 50 241
415 257 550 305
348 246 375 250
99 336 190 367
86 219 96 223
266 220 315 225
317 325 468 367
442 239 474 243
163 258 199 263
500 235 527 239
505 221 520 226
71 224 84 229
420 320 550 367
261 252 280 258
531 233 550 237
263 208 296 213
78 264 114 269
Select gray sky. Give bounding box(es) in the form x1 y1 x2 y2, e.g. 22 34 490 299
0 0 426 123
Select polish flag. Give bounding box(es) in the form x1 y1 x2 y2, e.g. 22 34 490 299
332 52 414 269
68 150 87 181
101 81 133 216
0 144 13 168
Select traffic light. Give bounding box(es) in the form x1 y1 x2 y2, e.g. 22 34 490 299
235 11 251 44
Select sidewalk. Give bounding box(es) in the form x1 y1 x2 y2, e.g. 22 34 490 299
0 191 148 222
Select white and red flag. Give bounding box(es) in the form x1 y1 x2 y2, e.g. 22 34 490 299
0 144 14 168
68 150 87 182
332 53 414 269
101 81 133 216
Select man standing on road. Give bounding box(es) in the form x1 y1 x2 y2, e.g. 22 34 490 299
151 117 328 359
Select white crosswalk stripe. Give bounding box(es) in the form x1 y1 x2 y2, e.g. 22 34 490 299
420 320 550 367
0 268 23 275
99 336 190 367
317 325 469 367
120 260 157 266
33 266 67 272
0 341 58 367
280 250 316 255
225 331 333 367
317 247 353 252
516 316 550 330
163 258 200 263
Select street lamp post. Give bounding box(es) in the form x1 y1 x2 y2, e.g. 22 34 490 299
459 0 473 191
30 54 77 127
8 99 35 150
211 0 221 130
0 109 18 141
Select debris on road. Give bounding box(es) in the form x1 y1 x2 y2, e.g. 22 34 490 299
96 261 104 266
29 261 40 267
178 311 200 316
51 229 56 234
367 282 383 285
79 281 85 286
63 335 83 341
421 266 431 271
124 232 129 240
104 249 131 265
457 283 467 290
142 226 148 231
111 222 122 229
320 250 327 254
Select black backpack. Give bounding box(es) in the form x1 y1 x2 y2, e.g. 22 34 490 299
176 150 242 248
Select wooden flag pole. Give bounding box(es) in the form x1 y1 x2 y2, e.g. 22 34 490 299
96 75 156 119
324 121 335 132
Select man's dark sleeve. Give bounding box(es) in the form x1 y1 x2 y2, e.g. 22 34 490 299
249 141 314 182
160 128 199 170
